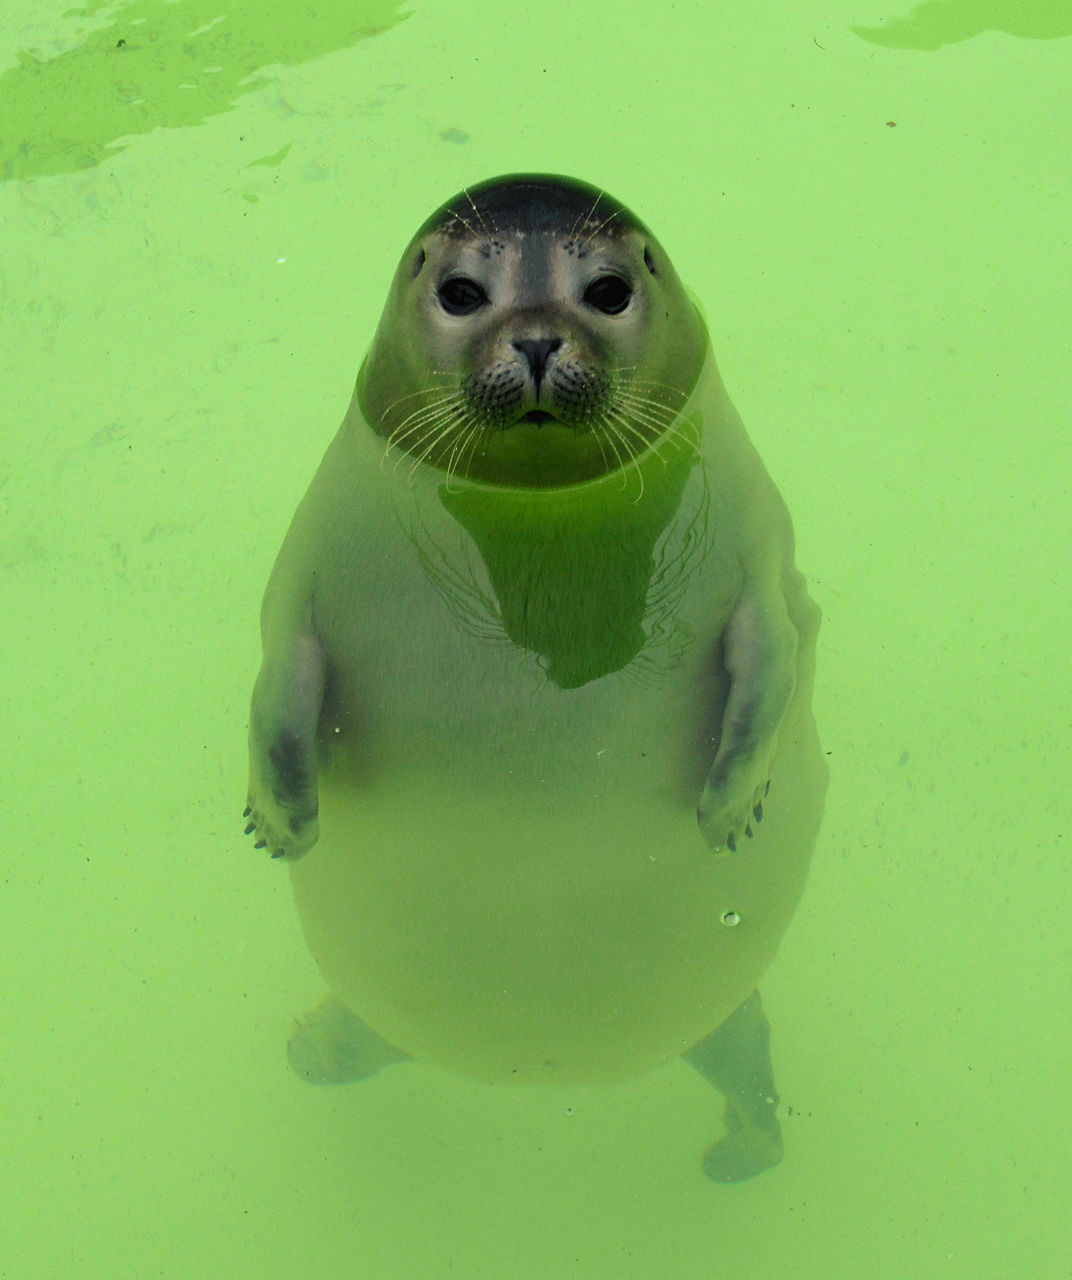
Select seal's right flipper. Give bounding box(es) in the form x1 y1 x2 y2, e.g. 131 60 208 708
245 632 326 860
683 989 784 1183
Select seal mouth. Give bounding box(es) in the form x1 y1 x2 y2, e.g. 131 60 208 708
516 410 555 426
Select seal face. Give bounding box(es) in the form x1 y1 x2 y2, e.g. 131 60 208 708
244 175 826 1178
357 174 708 488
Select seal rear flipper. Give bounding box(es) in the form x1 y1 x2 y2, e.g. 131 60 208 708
697 576 798 853
245 633 326 860
287 994 410 1084
684 989 784 1183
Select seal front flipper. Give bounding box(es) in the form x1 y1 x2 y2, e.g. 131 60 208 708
697 573 798 853
245 632 326 860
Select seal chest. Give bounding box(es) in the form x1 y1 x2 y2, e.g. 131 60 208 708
246 175 825 1170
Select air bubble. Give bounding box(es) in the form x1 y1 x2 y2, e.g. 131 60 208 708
720 909 741 927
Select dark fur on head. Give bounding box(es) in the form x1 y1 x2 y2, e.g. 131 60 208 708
418 174 649 245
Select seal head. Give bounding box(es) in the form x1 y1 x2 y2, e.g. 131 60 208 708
357 174 708 487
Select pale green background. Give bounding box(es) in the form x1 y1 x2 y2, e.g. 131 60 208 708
1 1 1069 1277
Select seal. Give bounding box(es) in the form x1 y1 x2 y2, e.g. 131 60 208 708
244 174 826 1182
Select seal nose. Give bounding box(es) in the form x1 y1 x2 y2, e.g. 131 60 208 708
512 337 561 391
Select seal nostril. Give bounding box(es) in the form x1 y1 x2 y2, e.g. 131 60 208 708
512 337 562 391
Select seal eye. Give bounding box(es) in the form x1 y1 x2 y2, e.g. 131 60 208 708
438 277 488 316
584 275 632 315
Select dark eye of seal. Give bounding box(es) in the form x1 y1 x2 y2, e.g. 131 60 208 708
438 277 488 316
583 275 632 315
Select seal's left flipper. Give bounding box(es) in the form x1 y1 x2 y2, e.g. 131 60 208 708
683 988 784 1183
288 995 410 1084
245 631 326 860
697 575 798 853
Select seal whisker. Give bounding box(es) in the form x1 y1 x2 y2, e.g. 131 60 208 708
446 209 482 239
441 421 470 487
615 423 648 500
384 388 459 426
616 379 691 407
613 399 691 453
613 390 680 425
605 405 669 469
601 408 657 498
384 400 467 461
617 397 690 432
385 393 462 443
568 189 602 244
610 396 675 444
386 403 467 473
615 383 687 410
602 405 653 456
616 368 691 392
377 379 458 420
615 393 698 452
402 403 466 456
591 412 636 491
580 206 622 251
458 422 489 486
444 418 485 489
587 420 614 474
405 416 469 483
462 188 497 238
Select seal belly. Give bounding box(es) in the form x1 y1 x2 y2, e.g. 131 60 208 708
288 641 823 1085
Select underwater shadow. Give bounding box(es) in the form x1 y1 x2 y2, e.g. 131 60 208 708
852 0 1072 49
0 0 408 182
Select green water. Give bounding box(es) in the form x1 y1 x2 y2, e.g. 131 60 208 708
2 1 1068 1276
